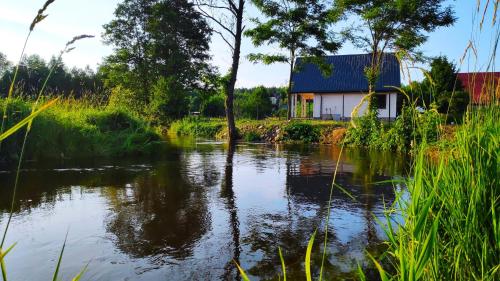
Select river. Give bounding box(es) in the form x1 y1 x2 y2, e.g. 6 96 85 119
0 137 409 280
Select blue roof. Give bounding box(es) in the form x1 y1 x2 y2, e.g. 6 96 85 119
291 53 401 93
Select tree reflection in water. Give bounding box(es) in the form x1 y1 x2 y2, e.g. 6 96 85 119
103 153 211 261
220 143 242 280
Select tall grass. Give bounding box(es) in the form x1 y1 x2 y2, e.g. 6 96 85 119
0 1 96 280
371 105 499 281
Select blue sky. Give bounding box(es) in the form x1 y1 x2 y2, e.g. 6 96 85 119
1 0 498 87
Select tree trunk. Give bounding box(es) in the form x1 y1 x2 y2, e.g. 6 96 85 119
224 0 244 144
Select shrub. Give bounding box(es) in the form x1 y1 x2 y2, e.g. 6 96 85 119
169 117 224 138
344 109 382 147
283 122 320 143
243 131 261 142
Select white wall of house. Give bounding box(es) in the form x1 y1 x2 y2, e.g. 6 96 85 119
293 92 398 119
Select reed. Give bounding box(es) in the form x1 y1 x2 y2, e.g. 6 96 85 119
0 1 94 280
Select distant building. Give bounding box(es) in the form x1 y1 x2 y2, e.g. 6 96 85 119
457 72 500 104
290 53 401 120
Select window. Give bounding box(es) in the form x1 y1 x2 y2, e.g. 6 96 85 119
375 94 387 109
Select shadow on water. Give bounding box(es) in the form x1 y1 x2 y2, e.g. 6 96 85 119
0 137 409 280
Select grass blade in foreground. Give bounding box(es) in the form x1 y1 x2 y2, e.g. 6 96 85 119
0 98 58 142
234 261 251 281
52 231 68 281
305 231 316 281
278 247 287 281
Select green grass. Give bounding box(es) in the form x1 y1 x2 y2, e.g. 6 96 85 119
370 105 499 281
0 97 162 162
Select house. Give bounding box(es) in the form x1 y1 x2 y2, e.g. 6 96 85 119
290 53 401 120
457 72 500 104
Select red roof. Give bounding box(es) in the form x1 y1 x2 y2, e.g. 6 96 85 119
457 72 500 104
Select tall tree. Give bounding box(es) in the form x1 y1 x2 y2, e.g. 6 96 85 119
334 0 456 109
245 0 341 119
0 52 11 78
102 0 212 116
196 0 245 143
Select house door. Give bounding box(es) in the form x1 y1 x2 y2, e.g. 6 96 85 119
305 99 314 118
297 93 314 118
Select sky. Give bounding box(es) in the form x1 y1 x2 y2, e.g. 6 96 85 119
0 0 498 87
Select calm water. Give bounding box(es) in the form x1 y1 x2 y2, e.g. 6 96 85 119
0 138 409 281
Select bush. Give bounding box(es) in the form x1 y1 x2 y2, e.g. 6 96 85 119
169 117 224 138
243 131 261 142
344 109 382 147
283 122 320 143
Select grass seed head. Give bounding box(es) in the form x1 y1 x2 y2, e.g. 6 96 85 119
30 0 56 31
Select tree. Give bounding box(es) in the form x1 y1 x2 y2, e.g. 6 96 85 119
196 0 246 143
423 56 468 121
0 52 11 78
423 56 461 97
245 0 341 119
102 0 212 118
149 77 189 122
335 0 456 109
235 86 273 119
0 54 103 99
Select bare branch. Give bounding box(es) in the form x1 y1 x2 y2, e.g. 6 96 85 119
212 29 235 51
197 5 236 37
196 2 236 16
227 0 238 13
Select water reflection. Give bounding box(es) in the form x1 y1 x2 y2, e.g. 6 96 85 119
0 139 408 280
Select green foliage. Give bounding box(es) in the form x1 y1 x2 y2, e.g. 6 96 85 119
101 0 213 121
0 98 161 162
344 110 382 146
345 104 441 151
0 54 104 98
235 86 274 119
245 0 340 64
423 56 461 96
242 131 261 142
169 117 224 138
108 85 145 114
374 106 500 280
436 90 470 122
245 0 341 111
405 56 469 122
337 0 456 96
283 122 320 143
149 77 188 123
337 1 455 55
201 94 226 117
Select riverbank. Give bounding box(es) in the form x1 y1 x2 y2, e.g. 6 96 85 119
169 107 453 152
169 117 347 143
0 98 162 162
